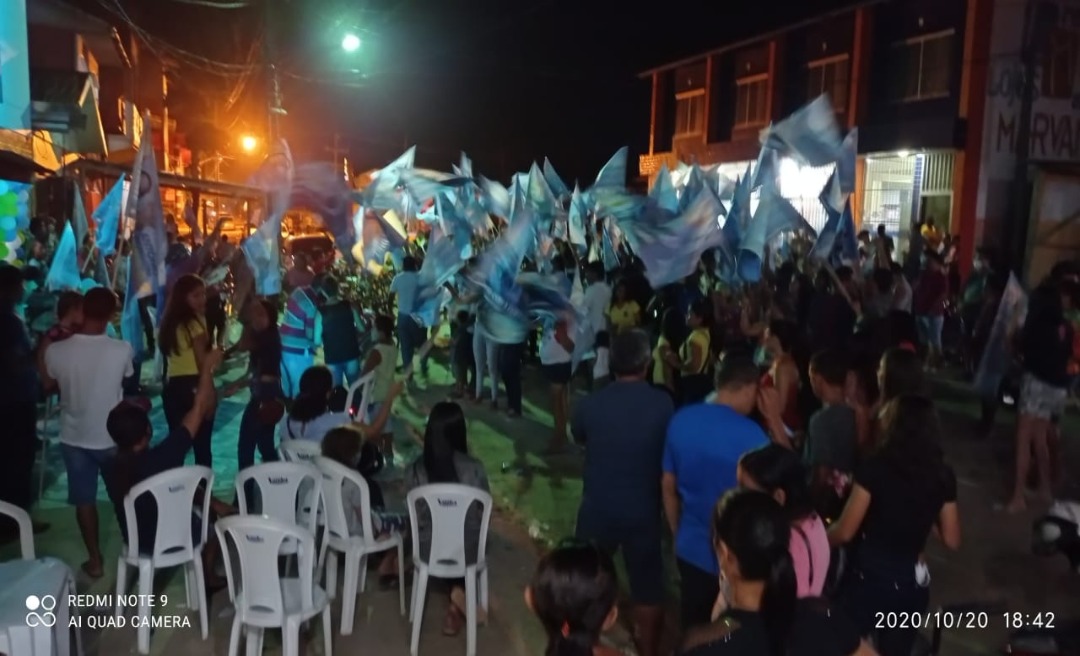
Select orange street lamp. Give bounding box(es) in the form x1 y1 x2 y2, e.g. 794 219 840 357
241 134 258 153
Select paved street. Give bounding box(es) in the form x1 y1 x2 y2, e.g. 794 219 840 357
3 348 1079 655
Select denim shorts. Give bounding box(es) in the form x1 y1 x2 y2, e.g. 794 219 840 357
916 315 944 350
368 402 395 434
61 444 116 505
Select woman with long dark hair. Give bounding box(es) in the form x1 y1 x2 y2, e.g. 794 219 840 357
680 490 872 656
404 402 490 637
224 299 283 471
737 445 830 598
829 395 960 656
159 274 215 466
526 542 624 656
667 298 715 405
757 320 803 445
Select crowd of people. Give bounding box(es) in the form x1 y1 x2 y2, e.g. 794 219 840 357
0 207 1074 656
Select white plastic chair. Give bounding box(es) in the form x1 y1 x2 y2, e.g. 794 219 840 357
344 370 375 422
279 438 322 463
234 462 324 561
216 515 332 656
0 500 34 559
406 484 493 656
114 465 213 655
314 456 405 636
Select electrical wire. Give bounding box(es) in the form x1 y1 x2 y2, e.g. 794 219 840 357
162 0 251 7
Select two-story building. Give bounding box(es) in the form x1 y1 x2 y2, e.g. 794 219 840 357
639 0 1080 279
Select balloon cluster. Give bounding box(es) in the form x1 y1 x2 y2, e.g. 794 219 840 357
0 179 32 265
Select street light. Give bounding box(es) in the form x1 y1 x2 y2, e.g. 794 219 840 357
341 32 361 52
240 134 258 153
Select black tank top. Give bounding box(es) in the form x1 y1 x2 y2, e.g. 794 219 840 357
320 301 361 362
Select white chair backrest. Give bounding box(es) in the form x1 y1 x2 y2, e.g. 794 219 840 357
313 456 376 541
344 370 375 422
406 484 493 570
124 466 213 559
216 515 316 619
0 500 34 559
279 439 322 463
234 462 322 534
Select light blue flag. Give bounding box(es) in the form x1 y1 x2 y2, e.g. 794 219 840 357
632 189 725 289
526 161 558 220
357 146 416 212
478 175 511 220
241 217 283 295
836 199 859 264
820 169 845 216
120 258 145 361
809 191 842 263
740 182 817 282
766 95 843 167
836 128 858 195
435 195 475 260
94 249 110 287
593 188 646 224
974 273 1026 398
678 165 704 215
93 177 123 257
45 222 81 291
752 144 779 191
400 168 469 209
542 157 570 200
601 220 621 272
242 140 294 295
127 122 168 305
470 205 536 316
412 232 464 326
650 164 679 215
291 163 356 261
593 147 628 190
568 184 588 249
72 187 89 249
476 300 529 345
458 152 473 179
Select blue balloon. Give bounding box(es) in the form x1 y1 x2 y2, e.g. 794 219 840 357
16 215 29 229
3 229 16 242
0 216 14 231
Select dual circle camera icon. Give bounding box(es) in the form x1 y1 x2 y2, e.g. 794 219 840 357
25 595 58 628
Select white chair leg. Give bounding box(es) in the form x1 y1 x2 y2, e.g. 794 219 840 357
227 617 242 656
479 568 489 618
396 542 406 616
136 562 154 655
192 555 209 639
340 552 360 636
321 606 333 656
325 551 339 600
357 554 368 593
409 570 429 656
408 567 419 623
244 627 263 656
465 568 478 656
283 617 300 656
114 558 127 618
183 563 195 610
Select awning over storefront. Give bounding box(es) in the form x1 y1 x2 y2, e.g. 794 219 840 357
69 158 268 202
0 147 52 181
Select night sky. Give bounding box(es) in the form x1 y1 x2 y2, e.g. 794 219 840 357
126 0 854 183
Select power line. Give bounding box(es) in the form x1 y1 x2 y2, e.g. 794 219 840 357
161 0 251 7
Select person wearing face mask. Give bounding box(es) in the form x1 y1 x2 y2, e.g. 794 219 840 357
662 354 769 630
679 490 874 656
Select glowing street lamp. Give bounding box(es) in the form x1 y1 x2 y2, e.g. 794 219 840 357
240 134 258 153
341 33 361 52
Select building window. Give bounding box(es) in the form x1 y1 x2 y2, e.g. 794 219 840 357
807 55 850 113
1043 26 1079 99
734 75 769 128
892 30 954 102
675 89 706 137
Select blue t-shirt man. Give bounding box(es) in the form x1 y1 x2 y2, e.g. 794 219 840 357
661 353 768 629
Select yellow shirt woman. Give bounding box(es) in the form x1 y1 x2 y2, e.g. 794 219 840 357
168 318 207 377
680 327 711 374
607 300 641 335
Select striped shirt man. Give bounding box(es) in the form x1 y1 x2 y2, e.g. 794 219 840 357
280 286 321 355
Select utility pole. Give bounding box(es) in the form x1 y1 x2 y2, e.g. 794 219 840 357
264 0 286 140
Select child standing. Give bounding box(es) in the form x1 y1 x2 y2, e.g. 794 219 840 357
361 314 400 464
